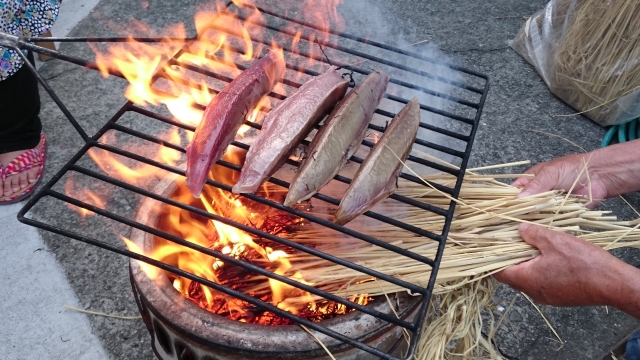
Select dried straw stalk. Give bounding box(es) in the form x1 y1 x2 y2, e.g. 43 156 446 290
286 175 640 299
249 158 639 359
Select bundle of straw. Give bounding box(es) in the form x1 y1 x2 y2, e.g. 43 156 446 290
285 167 640 299
511 0 640 126
254 158 640 359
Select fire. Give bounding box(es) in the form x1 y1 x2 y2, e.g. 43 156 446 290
62 128 183 218
91 1 276 130
90 0 345 130
119 149 313 319
68 0 370 324
265 246 316 314
122 236 161 280
63 173 106 218
86 129 183 182
120 148 370 323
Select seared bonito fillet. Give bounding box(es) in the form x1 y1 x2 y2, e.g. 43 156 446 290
283 70 390 207
334 97 421 225
185 49 285 198
233 67 349 194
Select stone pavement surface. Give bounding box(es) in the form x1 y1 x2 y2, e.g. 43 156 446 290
0 1 107 360
2 0 639 359
0 205 107 360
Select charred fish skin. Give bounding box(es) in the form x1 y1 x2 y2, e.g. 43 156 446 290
334 97 421 226
185 49 285 198
232 67 349 194
283 70 390 207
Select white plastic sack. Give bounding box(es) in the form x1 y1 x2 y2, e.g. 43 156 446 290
509 0 640 126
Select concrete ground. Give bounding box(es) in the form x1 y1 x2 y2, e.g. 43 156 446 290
2 0 639 359
0 1 107 359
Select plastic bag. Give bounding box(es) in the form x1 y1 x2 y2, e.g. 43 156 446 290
509 0 640 126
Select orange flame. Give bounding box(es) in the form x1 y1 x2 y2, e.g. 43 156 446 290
122 236 161 280
63 173 106 218
62 129 182 220
77 0 367 322
90 0 344 131
117 149 319 317
86 130 182 183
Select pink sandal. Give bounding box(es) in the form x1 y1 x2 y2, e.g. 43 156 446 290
0 133 47 205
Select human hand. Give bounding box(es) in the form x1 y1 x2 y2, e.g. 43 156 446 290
512 140 640 207
512 153 609 209
493 223 625 307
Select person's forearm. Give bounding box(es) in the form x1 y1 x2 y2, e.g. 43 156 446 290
590 139 640 197
603 261 640 319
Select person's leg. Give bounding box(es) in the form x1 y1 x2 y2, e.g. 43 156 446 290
0 52 43 198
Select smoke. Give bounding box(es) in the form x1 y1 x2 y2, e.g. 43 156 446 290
336 0 469 174
297 1 475 257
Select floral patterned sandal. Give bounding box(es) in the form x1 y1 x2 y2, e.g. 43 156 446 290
0 133 47 205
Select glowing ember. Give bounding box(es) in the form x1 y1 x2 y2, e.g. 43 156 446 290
123 150 370 324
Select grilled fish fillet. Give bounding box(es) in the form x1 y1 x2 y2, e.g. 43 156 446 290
283 70 390 207
232 67 349 194
334 97 420 225
185 49 285 198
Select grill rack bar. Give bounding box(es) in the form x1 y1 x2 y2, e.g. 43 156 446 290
113 98 456 216
162 56 474 144
94 135 443 267
50 170 417 328
20 192 402 360
134 101 461 199
115 112 453 236
204 12 480 122
170 54 475 141
121 105 456 211
244 2 488 83
161 60 466 186
234 2 485 92
216 10 479 110
6 2 489 359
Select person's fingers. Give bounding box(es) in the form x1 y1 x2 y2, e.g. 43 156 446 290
493 258 537 285
572 187 603 210
585 199 603 210
511 164 542 188
492 269 510 283
517 166 561 198
511 177 531 188
518 223 552 250
572 183 609 210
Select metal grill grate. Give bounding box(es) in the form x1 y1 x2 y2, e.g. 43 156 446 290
6 2 489 359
